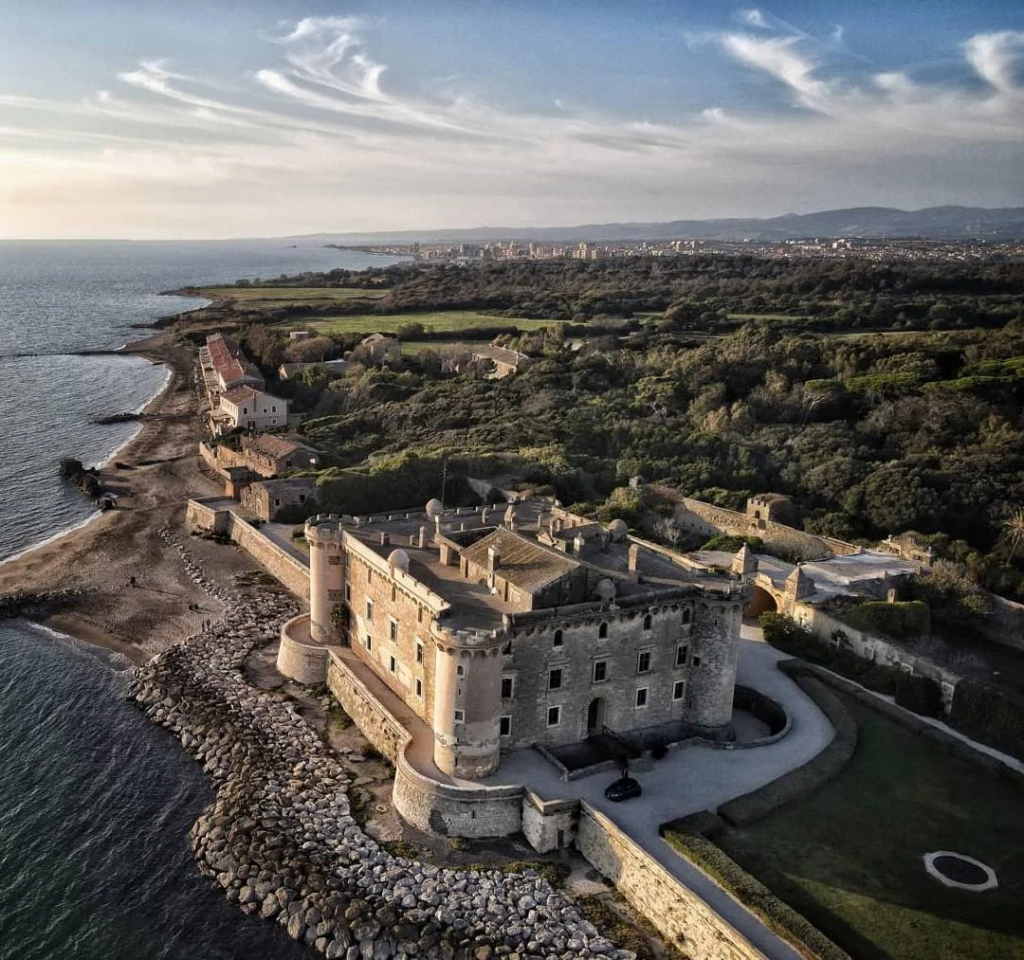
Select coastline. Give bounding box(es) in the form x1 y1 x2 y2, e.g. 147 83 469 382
0 326 260 665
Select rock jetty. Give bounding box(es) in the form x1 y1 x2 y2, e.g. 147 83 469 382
130 540 633 960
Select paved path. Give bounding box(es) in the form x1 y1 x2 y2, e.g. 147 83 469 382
483 625 835 960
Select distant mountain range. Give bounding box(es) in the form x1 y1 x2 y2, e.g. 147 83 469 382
289 206 1024 245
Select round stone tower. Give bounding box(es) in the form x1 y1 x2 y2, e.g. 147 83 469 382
431 629 503 778
306 517 346 643
685 596 745 734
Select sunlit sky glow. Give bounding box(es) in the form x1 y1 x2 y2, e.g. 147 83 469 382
1 0 1022 238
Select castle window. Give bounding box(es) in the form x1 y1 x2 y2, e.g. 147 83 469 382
593 660 608 683
501 676 515 699
365 599 374 622
391 584 397 602
547 705 561 727
416 642 424 665
676 645 688 667
365 634 372 652
345 581 351 602
389 617 398 642
548 668 563 691
502 639 513 655
415 678 423 698
643 614 652 631
454 709 465 724
457 663 465 677
500 715 512 737
693 656 702 667
682 609 691 625
635 687 649 709
598 623 608 639
673 680 685 701
389 656 396 674
553 629 563 647
418 606 424 623
637 651 651 674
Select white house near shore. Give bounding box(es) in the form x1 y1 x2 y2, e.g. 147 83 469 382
218 386 289 432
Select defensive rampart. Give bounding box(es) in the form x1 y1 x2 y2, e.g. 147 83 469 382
576 803 766 960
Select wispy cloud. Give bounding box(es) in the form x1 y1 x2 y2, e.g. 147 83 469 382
0 9 1021 238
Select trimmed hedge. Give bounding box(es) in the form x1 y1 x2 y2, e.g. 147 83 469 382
894 673 943 718
760 611 901 695
717 674 857 826
835 599 931 640
949 678 1024 763
661 825 851 960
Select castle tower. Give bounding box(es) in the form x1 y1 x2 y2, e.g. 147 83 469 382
731 544 757 577
306 518 346 642
684 596 745 734
431 630 503 778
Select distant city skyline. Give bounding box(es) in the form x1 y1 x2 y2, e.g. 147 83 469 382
1 1 1022 239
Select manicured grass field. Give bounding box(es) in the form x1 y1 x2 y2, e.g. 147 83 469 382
200 286 388 310
299 311 558 336
714 693 1024 960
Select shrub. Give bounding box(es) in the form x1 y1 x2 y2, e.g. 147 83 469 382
948 679 1024 762
701 534 765 553
834 600 931 640
893 673 943 717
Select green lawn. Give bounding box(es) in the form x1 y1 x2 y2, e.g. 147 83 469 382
715 693 1024 960
298 311 558 336
200 286 388 310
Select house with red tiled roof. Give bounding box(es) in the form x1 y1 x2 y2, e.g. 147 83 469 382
206 333 265 394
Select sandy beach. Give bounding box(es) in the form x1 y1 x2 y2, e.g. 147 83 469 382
0 329 260 664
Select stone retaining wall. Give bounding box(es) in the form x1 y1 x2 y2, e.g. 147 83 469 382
327 651 526 839
670 496 858 562
186 497 230 535
277 616 330 685
227 514 311 600
576 803 765 960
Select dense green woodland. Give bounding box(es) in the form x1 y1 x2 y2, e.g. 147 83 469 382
229 257 1024 601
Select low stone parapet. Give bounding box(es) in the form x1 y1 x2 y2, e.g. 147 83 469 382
276 613 329 684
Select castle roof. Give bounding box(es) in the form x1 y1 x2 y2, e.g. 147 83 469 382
462 527 581 595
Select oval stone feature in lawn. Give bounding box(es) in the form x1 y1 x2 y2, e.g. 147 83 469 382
924 851 999 892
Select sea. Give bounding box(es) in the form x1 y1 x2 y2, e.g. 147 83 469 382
0 240 400 959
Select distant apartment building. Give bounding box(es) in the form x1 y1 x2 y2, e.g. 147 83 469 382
218 386 289 432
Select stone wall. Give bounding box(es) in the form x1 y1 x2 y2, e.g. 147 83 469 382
326 651 525 839
670 496 859 561
277 616 330 685
225 514 310 600
795 603 961 712
522 792 579 853
185 497 229 535
979 595 1024 652
576 803 764 960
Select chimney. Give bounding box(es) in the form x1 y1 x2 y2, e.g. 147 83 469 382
481 507 489 524
573 533 586 555
417 525 427 549
488 544 501 574
380 531 389 546
627 544 640 574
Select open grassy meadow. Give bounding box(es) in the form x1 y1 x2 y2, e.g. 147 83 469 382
714 693 1024 960
297 311 559 337
200 286 388 311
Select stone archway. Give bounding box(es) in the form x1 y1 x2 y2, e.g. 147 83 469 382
745 585 778 619
586 697 606 737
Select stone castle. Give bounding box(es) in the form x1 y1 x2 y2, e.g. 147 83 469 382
279 496 747 779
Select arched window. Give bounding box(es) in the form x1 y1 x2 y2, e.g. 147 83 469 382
682 609 691 624
642 614 652 631
553 629 563 647
598 622 608 639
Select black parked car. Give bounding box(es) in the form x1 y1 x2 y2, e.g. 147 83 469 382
604 776 642 802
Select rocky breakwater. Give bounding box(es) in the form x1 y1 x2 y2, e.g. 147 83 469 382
129 599 633 960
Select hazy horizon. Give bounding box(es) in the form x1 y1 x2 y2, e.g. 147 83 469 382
2 1 1022 240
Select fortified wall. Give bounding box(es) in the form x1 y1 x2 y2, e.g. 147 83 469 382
649 485 859 561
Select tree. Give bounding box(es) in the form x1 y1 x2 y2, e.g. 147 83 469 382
1004 508 1024 560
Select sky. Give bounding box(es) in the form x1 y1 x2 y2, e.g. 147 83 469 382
0 0 1022 239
